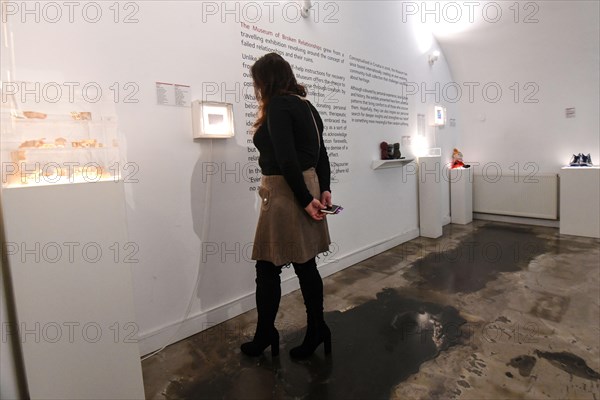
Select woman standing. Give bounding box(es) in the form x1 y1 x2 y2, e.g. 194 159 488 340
241 53 332 359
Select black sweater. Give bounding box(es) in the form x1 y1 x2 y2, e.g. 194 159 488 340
253 95 331 208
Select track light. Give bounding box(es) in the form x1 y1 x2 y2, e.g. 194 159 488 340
429 50 440 65
301 0 312 18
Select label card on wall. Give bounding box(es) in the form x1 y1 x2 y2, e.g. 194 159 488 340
156 82 191 107
174 84 191 107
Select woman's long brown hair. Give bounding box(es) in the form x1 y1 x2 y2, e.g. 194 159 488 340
250 52 306 129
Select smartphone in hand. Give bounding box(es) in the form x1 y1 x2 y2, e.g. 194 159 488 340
321 204 343 215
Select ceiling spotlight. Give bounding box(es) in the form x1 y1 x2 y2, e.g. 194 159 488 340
301 0 313 18
429 50 440 65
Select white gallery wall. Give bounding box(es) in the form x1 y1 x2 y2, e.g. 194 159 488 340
3 0 458 357
434 1 600 175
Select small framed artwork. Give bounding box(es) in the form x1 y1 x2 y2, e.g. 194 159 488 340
433 105 446 126
192 101 235 139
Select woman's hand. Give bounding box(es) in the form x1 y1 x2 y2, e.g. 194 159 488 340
320 191 332 208
304 198 325 221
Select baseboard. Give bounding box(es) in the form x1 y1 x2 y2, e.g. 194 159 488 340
317 228 419 279
442 215 451 226
473 213 559 228
137 228 420 356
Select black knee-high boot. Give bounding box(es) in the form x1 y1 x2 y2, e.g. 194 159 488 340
241 261 282 357
290 258 331 359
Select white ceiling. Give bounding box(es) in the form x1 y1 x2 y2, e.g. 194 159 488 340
431 1 599 85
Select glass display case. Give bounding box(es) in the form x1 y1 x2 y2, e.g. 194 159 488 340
0 20 121 188
1 111 121 187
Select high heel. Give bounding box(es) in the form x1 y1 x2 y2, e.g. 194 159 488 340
241 328 279 357
241 262 282 357
289 322 331 359
290 258 331 360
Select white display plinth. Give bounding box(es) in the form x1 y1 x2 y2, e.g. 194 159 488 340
450 167 473 225
2 182 145 399
560 166 600 238
418 155 443 238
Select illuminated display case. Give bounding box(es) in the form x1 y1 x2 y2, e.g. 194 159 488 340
0 15 145 400
0 20 121 188
1 110 121 187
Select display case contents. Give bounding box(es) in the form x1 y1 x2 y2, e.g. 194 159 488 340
1 112 121 188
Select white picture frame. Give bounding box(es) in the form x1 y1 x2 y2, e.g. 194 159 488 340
433 105 446 126
192 101 235 139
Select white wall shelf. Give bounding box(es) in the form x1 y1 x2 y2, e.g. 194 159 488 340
371 158 415 170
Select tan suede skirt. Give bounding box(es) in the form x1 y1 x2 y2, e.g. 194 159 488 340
251 168 331 266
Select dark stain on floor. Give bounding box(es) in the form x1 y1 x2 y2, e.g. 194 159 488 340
507 355 537 377
163 288 467 399
535 350 600 380
529 291 570 322
403 223 548 293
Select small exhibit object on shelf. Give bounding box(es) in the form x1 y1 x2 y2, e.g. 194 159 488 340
375 140 414 169
379 141 404 160
192 101 235 139
568 153 593 167
451 148 470 169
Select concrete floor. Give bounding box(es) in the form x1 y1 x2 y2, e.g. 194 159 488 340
142 221 600 399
